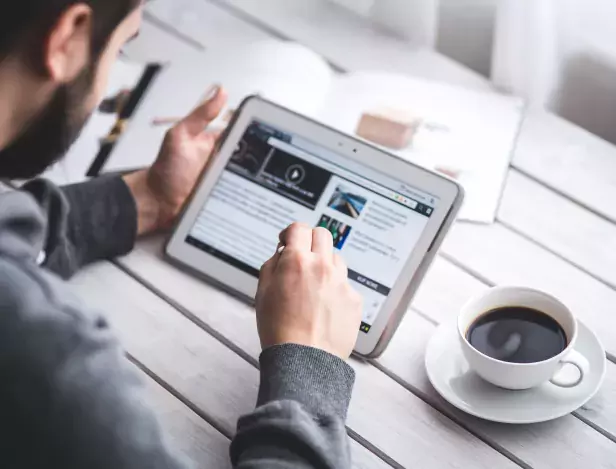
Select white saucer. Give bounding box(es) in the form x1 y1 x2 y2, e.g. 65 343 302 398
425 320 606 424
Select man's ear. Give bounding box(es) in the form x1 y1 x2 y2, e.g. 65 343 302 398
44 4 93 83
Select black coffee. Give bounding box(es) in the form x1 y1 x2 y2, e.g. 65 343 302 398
466 306 567 363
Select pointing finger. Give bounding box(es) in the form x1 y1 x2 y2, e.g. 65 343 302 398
311 227 334 257
280 223 313 253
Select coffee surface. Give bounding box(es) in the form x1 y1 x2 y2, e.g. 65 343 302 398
466 306 567 363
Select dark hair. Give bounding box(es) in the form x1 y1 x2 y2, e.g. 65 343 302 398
0 0 140 63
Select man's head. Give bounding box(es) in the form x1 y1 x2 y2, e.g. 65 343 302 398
0 0 143 179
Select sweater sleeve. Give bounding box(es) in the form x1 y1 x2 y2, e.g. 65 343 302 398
230 344 355 469
21 177 137 278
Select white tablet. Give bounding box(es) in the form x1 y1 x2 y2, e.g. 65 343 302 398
167 96 464 358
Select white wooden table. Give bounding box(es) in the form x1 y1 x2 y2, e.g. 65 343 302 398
70 2 616 467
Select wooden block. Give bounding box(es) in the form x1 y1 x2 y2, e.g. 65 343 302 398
356 110 419 149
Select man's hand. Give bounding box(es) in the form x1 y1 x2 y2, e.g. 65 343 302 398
123 86 228 235
256 223 363 359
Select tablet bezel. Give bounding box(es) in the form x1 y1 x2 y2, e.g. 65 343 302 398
166 96 463 357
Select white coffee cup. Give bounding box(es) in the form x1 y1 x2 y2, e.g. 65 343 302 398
458 286 590 390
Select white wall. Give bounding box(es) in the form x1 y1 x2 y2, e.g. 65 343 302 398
493 0 616 143
331 0 616 143
556 0 616 143
329 0 497 76
437 0 497 77
432 0 616 144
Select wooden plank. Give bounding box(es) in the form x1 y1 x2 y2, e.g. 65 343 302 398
204 0 493 91
413 257 616 441
413 257 487 326
499 170 616 289
139 370 232 468
441 222 616 359
69 263 259 436
69 262 392 469
512 110 616 223
378 312 616 469
115 238 521 469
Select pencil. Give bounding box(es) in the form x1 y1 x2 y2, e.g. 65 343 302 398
151 117 182 126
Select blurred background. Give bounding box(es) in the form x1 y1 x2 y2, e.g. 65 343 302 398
52 0 616 188
329 0 616 144
140 0 616 143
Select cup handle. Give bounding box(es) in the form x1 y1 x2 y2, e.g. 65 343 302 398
549 350 590 388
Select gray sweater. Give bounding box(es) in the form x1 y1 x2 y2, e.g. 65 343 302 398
0 177 355 469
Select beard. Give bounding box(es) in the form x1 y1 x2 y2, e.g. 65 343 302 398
0 65 95 180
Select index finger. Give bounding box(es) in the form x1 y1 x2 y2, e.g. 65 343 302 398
279 223 313 252
311 227 334 256
181 85 228 136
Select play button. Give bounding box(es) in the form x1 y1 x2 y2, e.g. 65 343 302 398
285 164 306 185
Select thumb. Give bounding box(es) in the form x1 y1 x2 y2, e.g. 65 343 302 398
180 85 228 136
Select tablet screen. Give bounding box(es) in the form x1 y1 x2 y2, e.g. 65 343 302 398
186 121 438 333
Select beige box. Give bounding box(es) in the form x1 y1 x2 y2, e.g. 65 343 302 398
356 110 420 150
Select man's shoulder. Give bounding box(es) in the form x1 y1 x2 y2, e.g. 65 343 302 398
0 255 48 314
0 256 106 357
0 255 71 317
0 189 46 264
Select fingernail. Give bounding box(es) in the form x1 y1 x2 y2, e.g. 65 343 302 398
204 84 220 101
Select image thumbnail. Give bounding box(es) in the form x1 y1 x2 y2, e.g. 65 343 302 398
230 132 269 176
327 185 367 219
317 215 352 250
